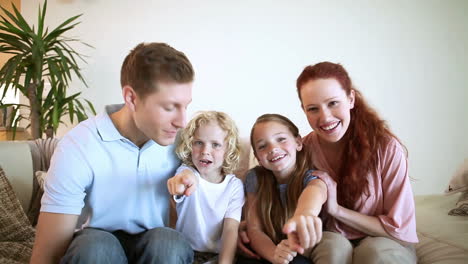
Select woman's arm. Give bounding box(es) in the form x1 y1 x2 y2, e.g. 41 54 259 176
332 206 389 237
219 218 240 264
327 183 412 244
314 168 414 245
283 178 327 253
315 170 390 237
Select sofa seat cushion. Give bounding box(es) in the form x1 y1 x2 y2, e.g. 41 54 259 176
415 194 468 263
0 166 35 263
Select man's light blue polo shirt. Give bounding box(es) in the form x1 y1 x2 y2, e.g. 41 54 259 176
41 104 180 234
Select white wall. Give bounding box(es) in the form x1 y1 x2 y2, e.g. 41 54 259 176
21 0 468 195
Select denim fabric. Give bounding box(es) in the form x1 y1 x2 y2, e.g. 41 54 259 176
61 227 193 264
60 228 126 264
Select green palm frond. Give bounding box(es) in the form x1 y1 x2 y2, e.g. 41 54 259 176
0 0 95 139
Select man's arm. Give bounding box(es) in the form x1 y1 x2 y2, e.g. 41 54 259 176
30 212 79 264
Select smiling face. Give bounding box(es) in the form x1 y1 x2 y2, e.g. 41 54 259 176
300 78 355 145
132 81 192 146
191 121 228 181
252 121 303 182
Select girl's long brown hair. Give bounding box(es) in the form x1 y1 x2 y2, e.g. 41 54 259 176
250 114 311 244
296 62 405 209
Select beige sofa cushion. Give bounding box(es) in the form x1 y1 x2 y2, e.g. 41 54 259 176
0 166 35 263
415 194 468 263
26 138 59 226
0 141 33 212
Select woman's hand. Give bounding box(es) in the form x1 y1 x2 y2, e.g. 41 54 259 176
312 170 339 217
237 220 260 259
273 239 297 264
282 214 322 254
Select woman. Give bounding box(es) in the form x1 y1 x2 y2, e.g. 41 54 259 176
297 61 418 263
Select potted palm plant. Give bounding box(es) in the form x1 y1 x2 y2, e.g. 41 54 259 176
0 0 95 139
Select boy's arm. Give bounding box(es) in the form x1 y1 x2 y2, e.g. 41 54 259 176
218 218 240 264
167 167 198 196
30 212 79 264
169 198 178 229
245 193 277 263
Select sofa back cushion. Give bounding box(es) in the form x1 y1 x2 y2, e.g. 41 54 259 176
0 141 33 213
26 138 60 226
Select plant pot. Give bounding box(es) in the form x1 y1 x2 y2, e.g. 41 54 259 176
45 128 54 138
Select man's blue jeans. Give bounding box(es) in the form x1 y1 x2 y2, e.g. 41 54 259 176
60 227 193 264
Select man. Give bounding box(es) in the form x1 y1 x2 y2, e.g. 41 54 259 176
30 42 197 264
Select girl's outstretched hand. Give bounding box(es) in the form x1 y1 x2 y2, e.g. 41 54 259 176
273 239 297 264
311 170 339 217
282 214 322 254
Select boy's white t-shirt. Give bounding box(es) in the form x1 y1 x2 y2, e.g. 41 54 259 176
174 165 245 253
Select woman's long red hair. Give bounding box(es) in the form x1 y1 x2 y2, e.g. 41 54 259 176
296 62 405 209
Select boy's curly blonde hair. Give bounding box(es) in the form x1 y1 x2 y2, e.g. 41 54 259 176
176 111 241 175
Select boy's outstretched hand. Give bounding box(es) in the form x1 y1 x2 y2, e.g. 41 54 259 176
167 169 198 196
282 214 322 254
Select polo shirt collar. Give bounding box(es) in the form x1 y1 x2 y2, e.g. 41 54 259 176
96 104 126 142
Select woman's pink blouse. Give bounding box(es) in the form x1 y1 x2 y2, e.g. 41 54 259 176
303 132 418 243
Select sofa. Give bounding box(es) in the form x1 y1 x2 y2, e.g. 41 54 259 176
0 139 467 263
0 139 58 264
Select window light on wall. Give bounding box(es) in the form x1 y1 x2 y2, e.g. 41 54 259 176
0 85 20 129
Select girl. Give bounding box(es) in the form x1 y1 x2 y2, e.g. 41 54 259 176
238 114 327 264
296 62 418 263
167 111 245 264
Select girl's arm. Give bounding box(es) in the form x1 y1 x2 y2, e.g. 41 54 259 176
245 193 280 263
283 178 327 253
237 220 260 259
246 193 298 263
219 218 240 264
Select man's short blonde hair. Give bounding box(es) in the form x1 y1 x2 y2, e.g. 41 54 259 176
176 111 241 175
